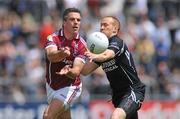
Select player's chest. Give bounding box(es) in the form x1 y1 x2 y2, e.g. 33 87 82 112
58 39 79 58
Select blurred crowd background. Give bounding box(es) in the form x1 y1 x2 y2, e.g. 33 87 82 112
0 0 180 104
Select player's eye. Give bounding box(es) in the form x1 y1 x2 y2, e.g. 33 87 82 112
69 18 81 22
76 18 81 22
69 18 74 21
101 23 108 28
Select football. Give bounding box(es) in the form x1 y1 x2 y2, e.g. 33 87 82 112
86 32 109 54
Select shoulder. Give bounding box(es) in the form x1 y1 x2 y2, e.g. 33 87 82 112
47 31 60 41
109 36 124 48
109 36 123 44
108 36 127 55
45 31 61 48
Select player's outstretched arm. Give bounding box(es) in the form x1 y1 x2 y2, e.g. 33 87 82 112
86 49 115 62
45 47 70 63
81 61 99 76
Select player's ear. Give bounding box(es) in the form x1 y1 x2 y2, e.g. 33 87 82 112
113 27 118 33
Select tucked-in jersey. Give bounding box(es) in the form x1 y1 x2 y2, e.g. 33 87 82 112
44 29 87 90
95 35 145 95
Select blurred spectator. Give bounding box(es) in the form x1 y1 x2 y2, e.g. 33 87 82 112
156 61 171 97
88 67 110 94
0 31 16 75
167 68 180 100
175 29 180 44
167 12 180 44
122 17 139 52
39 16 55 48
10 83 26 104
25 47 45 100
154 16 172 64
64 0 84 8
87 0 102 18
100 0 125 16
135 35 155 75
138 65 157 99
137 14 157 43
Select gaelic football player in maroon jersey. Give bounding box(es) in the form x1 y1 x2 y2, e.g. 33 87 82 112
43 8 87 119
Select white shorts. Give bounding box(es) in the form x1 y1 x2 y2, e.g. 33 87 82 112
46 83 82 108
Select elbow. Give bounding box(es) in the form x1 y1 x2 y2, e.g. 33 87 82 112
67 70 80 79
72 72 79 78
47 55 56 62
47 56 63 63
81 70 89 76
48 57 57 63
81 73 86 76
81 73 88 76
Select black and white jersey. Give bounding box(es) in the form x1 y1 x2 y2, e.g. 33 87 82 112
95 35 145 94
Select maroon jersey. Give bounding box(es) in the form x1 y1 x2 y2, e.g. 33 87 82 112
45 29 87 90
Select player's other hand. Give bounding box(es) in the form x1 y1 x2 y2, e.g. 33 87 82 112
60 47 71 57
56 65 71 75
85 51 98 62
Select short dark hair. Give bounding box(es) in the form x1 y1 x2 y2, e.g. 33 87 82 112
63 8 81 21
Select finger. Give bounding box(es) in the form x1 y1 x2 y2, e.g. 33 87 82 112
89 58 93 62
58 70 67 75
60 47 65 51
56 72 61 75
56 69 67 75
64 47 70 51
85 52 91 57
61 65 70 74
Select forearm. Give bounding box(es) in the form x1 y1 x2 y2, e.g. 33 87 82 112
47 50 66 62
67 58 86 79
66 68 79 79
46 47 70 63
95 53 110 62
81 62 99 76
86 49 115 62
58 58 85 79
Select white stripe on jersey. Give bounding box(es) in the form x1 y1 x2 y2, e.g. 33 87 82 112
75 57 86 64
79 36 87 47
45 44 57 49
49 62 52 86
131 90 136 101
119 65 134 84
130 90 140 104
117 42 124 56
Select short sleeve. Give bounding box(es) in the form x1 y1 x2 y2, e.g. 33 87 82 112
44 35 57 49
108 37 124 56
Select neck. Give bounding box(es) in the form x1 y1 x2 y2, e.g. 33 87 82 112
63 29 74 40
65 32 74 40
109 33 116 38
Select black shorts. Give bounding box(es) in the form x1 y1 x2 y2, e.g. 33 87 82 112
112 89 145 119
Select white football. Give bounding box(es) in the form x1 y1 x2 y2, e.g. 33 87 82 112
87 32 109 54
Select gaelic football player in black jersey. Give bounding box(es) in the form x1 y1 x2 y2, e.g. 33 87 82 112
81 16 145 119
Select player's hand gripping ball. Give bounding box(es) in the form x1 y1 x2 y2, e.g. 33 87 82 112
87 32 109 54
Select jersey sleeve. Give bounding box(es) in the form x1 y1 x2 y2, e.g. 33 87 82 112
44 34 57 49
108 37 124 56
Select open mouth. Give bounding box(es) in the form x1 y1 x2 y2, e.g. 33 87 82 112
73 26 78 30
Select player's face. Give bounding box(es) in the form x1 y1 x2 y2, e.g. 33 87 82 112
63 12 81 35
100 17 114 38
